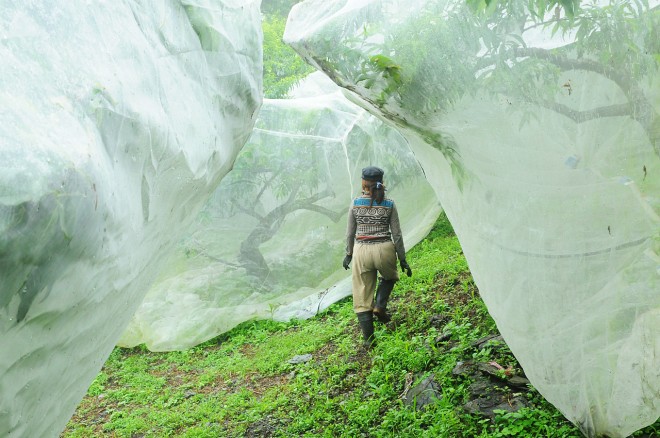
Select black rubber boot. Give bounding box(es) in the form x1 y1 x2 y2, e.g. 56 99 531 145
356 311 375 350
373 278 396 323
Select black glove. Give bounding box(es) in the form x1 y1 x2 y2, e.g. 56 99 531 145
400 259 412 277
343 255 352 270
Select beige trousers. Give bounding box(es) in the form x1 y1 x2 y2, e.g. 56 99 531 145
352 241 399 313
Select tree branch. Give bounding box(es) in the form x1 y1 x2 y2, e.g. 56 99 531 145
187 239 241 268
256 169 283 205
513 47 630 91
298 204 348 222
517 47 657 120
475 46 659 156
237 204 263 221
535 100 632 123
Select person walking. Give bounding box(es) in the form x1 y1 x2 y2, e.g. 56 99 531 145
343 166 412 350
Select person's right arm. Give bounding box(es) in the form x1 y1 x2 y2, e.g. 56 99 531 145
345 203 356 256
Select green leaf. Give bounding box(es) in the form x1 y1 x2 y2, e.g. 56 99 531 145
559 0 577 17
369 54 400 72
508 33 526 48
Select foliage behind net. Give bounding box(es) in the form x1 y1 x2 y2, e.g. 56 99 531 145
0 1 262 436
285 1 660 437
119 72 441 351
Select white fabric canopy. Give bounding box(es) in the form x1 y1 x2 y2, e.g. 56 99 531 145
0 1 262 436
285 1 660 436
119 72 441 351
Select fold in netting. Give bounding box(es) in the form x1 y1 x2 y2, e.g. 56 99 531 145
284 1 659 437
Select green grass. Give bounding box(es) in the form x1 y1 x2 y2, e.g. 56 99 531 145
63 213 660 438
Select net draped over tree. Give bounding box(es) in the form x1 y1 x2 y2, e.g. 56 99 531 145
285 1 659 437
0 2 262 437
119 72 441 351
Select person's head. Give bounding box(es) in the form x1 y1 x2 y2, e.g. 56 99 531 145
361 166 385 205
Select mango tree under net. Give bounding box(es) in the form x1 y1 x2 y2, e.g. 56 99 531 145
285 1 659 437
119 72 441 351
0 1 262 436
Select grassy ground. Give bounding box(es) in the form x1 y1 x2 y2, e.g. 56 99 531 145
63 213 659 437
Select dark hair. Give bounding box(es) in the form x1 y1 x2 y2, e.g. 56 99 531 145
362 179 385 206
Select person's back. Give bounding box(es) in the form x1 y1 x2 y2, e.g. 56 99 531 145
351 194 395 244
343 166 412 350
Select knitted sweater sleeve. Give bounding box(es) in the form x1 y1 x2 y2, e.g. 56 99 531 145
390 203 406 261
345 202 357 255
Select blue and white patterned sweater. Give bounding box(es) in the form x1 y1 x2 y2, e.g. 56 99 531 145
345 195 406 261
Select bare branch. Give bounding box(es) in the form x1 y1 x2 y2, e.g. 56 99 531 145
237 204 263 221
478 47 659 156
513 47 630 91
187 239 241 268
299 205 348 222
196 251 241 268
535 100 632 123
256 169 283 204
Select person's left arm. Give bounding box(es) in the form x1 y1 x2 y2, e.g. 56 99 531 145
390 202 412 276
390 203 406 261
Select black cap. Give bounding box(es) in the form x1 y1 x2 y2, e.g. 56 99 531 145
361 166 384 182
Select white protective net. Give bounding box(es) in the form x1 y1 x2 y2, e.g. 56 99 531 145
119 72 441 351
285 1 660 437
0 1 262 436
